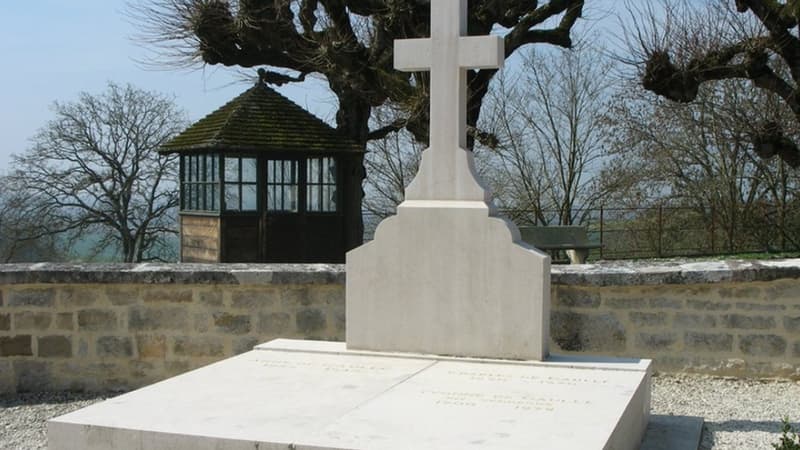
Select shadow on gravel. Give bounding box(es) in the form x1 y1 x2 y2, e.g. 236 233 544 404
0 391 120 408
700 419 789 450
707 419 786 433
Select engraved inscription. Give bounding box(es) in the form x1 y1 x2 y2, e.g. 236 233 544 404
422 390 593 411
261 359 390 373
448 370 610 386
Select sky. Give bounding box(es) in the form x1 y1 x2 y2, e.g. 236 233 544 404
0 0 337 172
0 0 620 173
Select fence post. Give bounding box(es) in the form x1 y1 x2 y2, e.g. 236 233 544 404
599 205 604 259
710 205 716 255
657 204 663 258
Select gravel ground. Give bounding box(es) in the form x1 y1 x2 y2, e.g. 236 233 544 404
0 374 798 449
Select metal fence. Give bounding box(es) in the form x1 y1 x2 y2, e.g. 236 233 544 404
363 204 800 261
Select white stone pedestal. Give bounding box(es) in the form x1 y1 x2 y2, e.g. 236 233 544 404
49 339 651 450
347 200 551 360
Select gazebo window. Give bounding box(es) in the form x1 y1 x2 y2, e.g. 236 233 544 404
306 157 337 212
181 154 219 212
266 159 299 212
224 157 258 211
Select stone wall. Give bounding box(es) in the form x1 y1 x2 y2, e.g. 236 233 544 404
0 260 798 392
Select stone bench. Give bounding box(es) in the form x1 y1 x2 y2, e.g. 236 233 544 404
518 225 601 264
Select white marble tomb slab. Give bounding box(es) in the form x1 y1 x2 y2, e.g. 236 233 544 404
49 339 651 450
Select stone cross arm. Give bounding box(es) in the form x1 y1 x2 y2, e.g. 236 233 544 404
394 36 504 73
391 0 504 201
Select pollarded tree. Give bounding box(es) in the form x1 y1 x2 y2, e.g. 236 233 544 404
7 82 186 262
629 0 800 167
130 0 586 148
603 77 800 252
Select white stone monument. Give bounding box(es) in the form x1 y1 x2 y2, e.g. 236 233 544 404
48 2 653 449
347 0 550 361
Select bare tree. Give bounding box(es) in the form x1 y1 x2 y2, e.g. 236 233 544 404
6 82 186 262
625 0 800 167
362 108 423 218
0 176 64 263
128 0 586 148
478 46 613 226
603 77 800 251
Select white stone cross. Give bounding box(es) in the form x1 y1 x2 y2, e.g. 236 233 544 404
394 0 504 201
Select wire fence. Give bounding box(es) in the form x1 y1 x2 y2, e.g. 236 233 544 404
363 204 800 261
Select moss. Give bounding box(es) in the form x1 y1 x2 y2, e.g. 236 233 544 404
161 84 363 154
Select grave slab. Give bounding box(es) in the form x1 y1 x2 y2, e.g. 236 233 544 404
49 339 651 450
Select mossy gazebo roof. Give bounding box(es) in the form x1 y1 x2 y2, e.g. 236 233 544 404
160 82 362 154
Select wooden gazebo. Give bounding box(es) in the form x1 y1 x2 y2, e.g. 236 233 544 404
160 80 364 263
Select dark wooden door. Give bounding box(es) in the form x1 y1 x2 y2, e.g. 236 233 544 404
263 157 345 263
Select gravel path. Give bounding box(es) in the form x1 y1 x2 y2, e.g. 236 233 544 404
0 374 798 449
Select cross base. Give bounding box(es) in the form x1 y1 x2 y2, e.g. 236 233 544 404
347 200 550 360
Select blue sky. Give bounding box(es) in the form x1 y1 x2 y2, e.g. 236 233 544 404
0 0 619 173
0 0 336 172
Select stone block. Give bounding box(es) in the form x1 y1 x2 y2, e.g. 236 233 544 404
97 336 134 358
721 314 776 330
555 287 600 308
0 335 32 356
128 307 189 331
257 312 291 334
335 310 346 333
105 287 140 306
306 286 344 307
785 316 800 334
143 289 193 304
136 335 166 359
673 313 716 329
635 332 678 351
173 336 224 358
233 337 260 355
193 313 211 333
603 297 641 309
197 290 223 307
59 288 99 307
14 312 52 330
765 282 800 300
296 309 326 334
648 298 683 309
687 300 732 311
718 286 761 299
129 360 156 379
15 361 50 392
629 312 667 327
231 288 279 309
78 309 118 331
282 287 312 306
684 332 732 352
38 336 72 358
739 335 787 357
77 339 89 357
0 360 13 393
164 360 191 376
0 314 10 331
8 288 55 308
55 313 74 331
735 302 786 312
213 312 252 335
551 312 626 352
